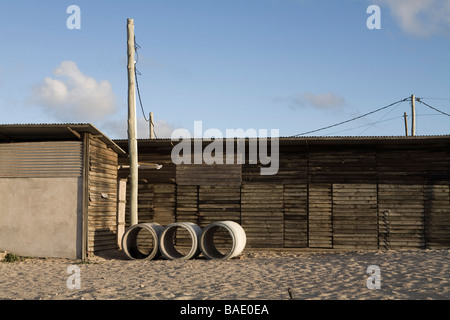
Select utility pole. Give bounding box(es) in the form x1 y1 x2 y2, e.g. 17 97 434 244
150 112 154 139
403 112 408 137
411 94 416 136
127 18 138 226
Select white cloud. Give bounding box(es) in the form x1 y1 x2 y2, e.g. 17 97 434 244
30 60 183 140
30 61 117 122
288 91 346 110
374 0 450 36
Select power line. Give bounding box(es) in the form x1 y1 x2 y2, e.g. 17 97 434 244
417 97 450 101
135 68 158 139
324 115 404 136
133 38 159 139
416 98 450 117
416 113 447 117
359 100 405 135
291 97 409 136
134 66 149 122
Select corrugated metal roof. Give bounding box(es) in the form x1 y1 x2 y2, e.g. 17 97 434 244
113 134 450 146
0 123 126 155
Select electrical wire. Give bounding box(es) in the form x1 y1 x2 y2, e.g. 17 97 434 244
416 98 450 117
324 115 404 136
358 100 405 135
325 112 445 136
134 67 149 122
417 97 450 101
133 37 159 139
291 97 409 136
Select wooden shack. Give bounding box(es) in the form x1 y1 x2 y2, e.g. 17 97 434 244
0 124 126 259
115 136 450 250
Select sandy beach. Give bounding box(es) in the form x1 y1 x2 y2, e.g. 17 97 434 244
0 249 448 300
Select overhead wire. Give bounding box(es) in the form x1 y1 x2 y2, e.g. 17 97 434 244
134 37 159 139
416 98 450 117
291 97 409 136
358 100 405 135
324 115 405 136
417 97 450 101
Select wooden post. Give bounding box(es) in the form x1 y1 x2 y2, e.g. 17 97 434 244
81 133 91 259
117 179 127 248
403 112 408 137
150 112 154 139
127 18 138 226
411 94 416 136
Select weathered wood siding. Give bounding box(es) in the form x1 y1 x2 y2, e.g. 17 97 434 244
378 184 425 249
241 184 284 248
87 137 119 254
308 184 333 248
333 184 378 249
424 185 450 248
283 184 308 248
177 164 241 186
116 138 450 250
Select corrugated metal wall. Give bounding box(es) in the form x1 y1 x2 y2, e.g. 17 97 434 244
0 141 82 177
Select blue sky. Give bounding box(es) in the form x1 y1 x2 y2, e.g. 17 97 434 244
0 0 449 138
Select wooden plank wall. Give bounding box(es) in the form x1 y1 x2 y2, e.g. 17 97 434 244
333 184 378 249
137 144 176 184
378 185 425 249
125 183 176 226
308 184 333 248
87 137 119 254
242 144 307 184
309 147 377 184
154 184 176 225
377 145 450 185
177 164 241 186
176 185 199 224
198 185 241 226
241 184 284 248
283 185 307 248
118 140 450 250
424 185 450 248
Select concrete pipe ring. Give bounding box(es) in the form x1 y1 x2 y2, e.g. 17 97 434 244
122 222 164 260
159 222 202 260
200 221 247 260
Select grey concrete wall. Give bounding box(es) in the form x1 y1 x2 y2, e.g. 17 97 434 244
0 177 83 259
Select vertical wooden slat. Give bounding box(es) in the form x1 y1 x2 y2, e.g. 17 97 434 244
198 185 241 227
176 185 199 224
378 184 425 249
308 184 333 248
424 185 450 248
82 134 90 259
241 183 283 248
333 184 378 249
153 184 176 225
117 179 127 249
87 137 119 254
283 184 307 247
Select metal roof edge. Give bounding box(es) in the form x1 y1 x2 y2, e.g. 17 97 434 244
113 134 450 144
0 123 127 155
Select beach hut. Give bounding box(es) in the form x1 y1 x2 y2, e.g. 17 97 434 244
114 135 450 250
0 123 126 259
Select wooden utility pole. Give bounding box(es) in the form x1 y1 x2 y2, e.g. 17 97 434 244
127 18 138 226
150 112 154 139
403 112 408 137
411 94 416 136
